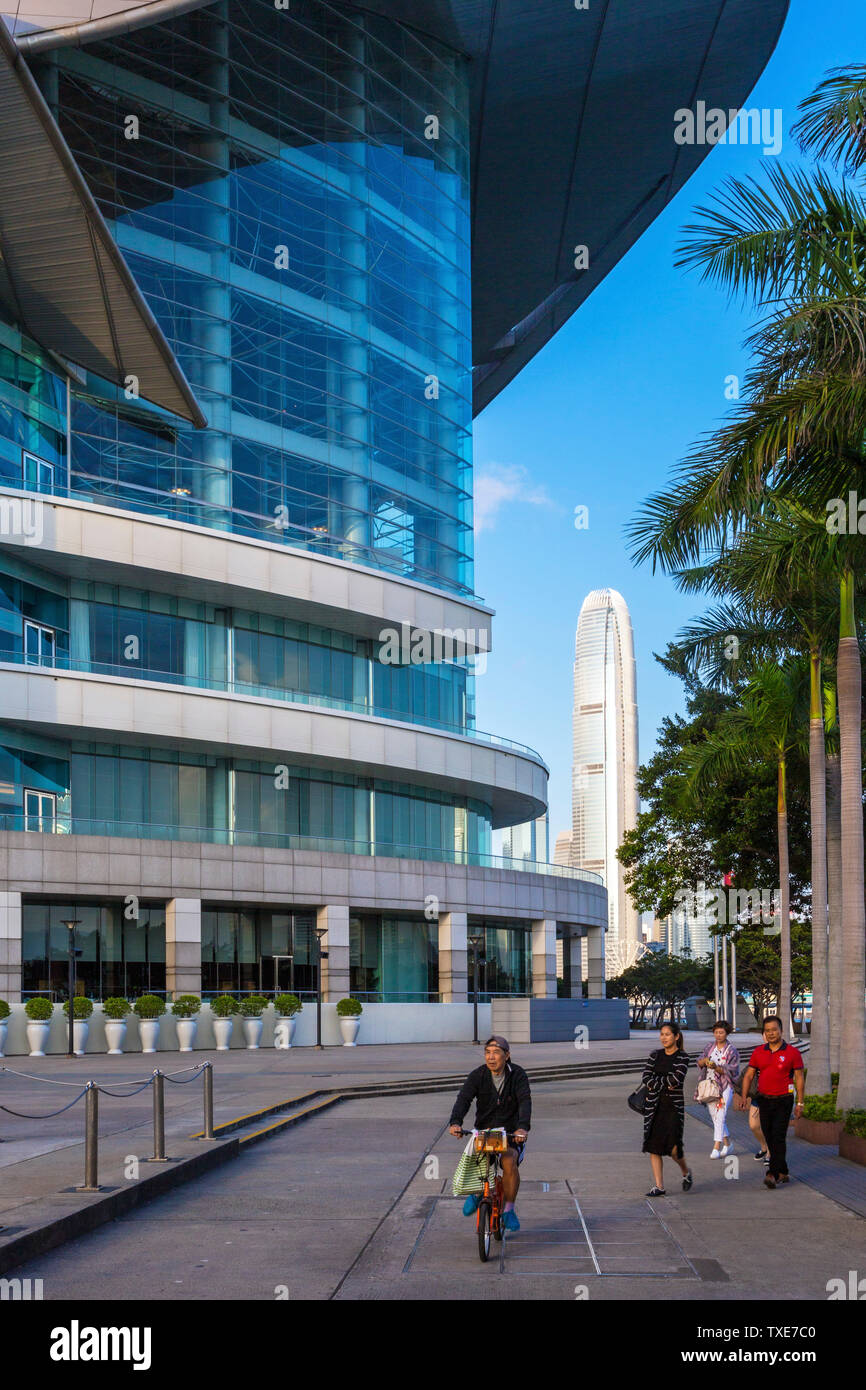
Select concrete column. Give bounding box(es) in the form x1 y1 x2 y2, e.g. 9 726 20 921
530 919 557 999
0 890 22 1001
438 911 467 1002
165 898 202 999
317 904 351 1001
586 925 606 999
569 930 585 999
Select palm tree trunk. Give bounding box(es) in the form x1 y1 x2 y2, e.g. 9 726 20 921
806 652 831 1093
777 754 793 1039
836 568 866 1111
826 750 843 1076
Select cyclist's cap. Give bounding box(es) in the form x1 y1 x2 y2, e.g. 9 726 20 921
485 1035 510 1054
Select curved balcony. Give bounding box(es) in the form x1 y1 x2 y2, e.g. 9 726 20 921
0 663 548 827
0 649 545 765
3 490 492 650
0 811 601 882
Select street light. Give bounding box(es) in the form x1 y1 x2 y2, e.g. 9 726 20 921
468 932 485 1046
313 928 328 1050
61 918 81 1059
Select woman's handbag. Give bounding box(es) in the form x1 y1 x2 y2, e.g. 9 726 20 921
696 1075 722 1104
627 1083 648 1115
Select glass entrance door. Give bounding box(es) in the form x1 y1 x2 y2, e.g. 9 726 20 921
23 452 54 493
24 789 56 832
24 621 56 667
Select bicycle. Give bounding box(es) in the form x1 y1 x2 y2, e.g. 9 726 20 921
458 1127 517 1262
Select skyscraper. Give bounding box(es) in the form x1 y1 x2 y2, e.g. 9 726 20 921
571 589 640 971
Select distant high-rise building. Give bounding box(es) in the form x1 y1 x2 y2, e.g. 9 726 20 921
571 589 640 969
501 814 549 866
553 830 573 866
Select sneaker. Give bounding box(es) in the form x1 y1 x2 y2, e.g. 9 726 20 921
763 1155 771 1166
753 1149 768 1161
710 1148 721 1159
682 1169 694 1191
777 1174 790 1185
501 1209 520 1232
720 1143 732 1158
763 1174 777 1189
646 1186 666 1196
462 1194 481 1216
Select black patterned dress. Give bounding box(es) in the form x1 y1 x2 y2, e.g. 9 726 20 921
642 1047 690 1158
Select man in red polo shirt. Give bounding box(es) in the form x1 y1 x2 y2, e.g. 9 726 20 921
735 1015 804 1188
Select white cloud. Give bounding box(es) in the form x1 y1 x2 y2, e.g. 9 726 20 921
474 463 553 535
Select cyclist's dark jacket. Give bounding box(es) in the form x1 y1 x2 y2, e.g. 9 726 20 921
449 1061 532 1134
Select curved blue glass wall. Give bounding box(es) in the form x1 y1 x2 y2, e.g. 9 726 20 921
0 730 493 862
30 0 474 597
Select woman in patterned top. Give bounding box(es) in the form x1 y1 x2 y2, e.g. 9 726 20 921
642 1020 692 1197
695 1020 740 1158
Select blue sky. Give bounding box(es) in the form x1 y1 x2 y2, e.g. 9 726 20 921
476 0 866 850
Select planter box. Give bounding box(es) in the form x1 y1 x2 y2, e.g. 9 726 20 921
794 1116 843 1145
840 1131 866 1166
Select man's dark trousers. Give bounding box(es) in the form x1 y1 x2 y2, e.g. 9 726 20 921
756 1094 794 1176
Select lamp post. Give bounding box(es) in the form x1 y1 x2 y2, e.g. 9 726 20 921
468 932 484 1046
61 918 81 1059
313 928 328 1050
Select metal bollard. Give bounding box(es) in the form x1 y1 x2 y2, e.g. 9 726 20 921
80 1082 100 1191
150 1070 169 1161
202 1062 215 1141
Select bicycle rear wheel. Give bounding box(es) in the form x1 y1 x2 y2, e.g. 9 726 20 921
477 1200 492 1262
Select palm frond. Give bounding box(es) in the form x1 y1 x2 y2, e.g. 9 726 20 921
793 66 866 174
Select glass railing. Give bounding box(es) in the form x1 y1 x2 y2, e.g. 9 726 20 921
2 649 546 764
0 813 603 882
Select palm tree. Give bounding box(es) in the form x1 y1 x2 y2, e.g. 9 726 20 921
629 67 866 1110
669 504 837 1092
684 660 804 1037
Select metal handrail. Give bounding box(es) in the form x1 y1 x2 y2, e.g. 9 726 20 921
0 814 603 882
0 649 545 764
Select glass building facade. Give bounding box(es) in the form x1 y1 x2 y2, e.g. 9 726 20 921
24 0 472 596
22 900 167 998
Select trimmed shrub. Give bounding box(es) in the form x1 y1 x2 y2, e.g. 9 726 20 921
102 997 131 1019
802 1093 842 1123
844 1109 866 1140
171 994 201 1018
62 997 94 1019
238 994 268 1017
336 997 362 1017
133 994 166 1019
24 996 53 1021
211 995 240 1018
0 999 10 1021
274 993 302 1017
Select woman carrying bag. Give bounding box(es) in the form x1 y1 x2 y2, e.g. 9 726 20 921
695 1020 740 1158
642 1020 692 1197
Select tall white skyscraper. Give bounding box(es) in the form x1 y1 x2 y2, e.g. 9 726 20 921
571 589 640 969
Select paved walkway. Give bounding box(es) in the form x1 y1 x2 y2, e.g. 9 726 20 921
7 1060 862 1301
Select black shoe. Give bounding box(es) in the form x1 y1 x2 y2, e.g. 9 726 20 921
646 1186 666 1196
753 1148 768 1161
682 1169 693 1191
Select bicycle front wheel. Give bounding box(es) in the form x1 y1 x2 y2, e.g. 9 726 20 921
477 1201 492 1262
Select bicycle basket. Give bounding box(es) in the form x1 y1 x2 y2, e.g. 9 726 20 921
474 1128 509 1154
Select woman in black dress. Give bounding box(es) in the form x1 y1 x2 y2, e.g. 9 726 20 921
642 1020 693 1196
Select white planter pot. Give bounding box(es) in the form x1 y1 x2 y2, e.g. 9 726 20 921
73 1019 89 1056
26 1020 51 1056
339 1015 361 1047
176 1017 198 1052
104 1019 127 1054
139 1018 161 1053
0 1021 7 1057
213 1017 234 1050
243 1016 263 1049
274 1016 296 1049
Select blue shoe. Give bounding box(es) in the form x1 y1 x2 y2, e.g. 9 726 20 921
462 1194 481 1216
501 1209 520 1232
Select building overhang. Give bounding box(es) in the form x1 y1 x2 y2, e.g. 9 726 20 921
0 16 205 427
8 0 789 416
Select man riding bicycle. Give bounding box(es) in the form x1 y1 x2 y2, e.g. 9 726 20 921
448 1035 531 1232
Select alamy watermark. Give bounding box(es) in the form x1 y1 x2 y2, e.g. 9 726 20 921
0 494 43 546
378 621 489 675
674 882 782 936
674 103 783 157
